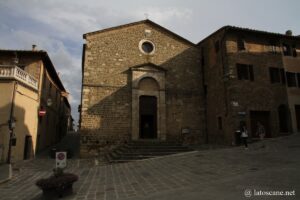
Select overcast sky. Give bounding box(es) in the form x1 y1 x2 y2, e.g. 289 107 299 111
1 0 299 127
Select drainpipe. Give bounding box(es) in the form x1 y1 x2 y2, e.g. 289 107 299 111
221 30 229 117
201 49 209 144
7 81 17 164
220 29 232 144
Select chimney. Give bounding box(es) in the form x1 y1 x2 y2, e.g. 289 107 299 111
32 44 37 51
285 30 292 36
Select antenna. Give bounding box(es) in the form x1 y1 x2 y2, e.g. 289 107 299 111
144 13 149 20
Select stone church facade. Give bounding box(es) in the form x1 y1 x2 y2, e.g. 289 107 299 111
80 20 205 157
80 19 300 157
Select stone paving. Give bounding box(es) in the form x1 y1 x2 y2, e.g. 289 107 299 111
0 134 299 200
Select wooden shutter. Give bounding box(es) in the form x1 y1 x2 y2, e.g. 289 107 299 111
249 65 254 81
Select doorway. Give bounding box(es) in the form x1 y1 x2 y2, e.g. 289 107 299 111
278 105 290 133
250 111 271 138
23 135 33 160
139 96 157 139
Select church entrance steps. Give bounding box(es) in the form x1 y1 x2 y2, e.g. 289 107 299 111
106 140 194 163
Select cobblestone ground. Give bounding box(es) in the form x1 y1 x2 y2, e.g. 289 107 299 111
0 134 299 200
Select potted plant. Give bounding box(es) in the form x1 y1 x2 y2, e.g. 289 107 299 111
36 168 78 199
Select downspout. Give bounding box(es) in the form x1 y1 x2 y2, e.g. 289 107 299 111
220 29 230 144
221 29 229 117
200 47 209 144
79 43 86 130
36 60 44 153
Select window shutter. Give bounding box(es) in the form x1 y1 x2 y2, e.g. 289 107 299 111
249 65 254 81
286 72 297 87
237 64 242 80
280 69 286 84
269 68 275 83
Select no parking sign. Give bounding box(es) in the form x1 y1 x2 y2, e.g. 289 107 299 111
56 152 67 168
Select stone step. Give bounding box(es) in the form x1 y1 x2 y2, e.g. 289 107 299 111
108 150 192 163
109 159 136 163
128 141 181 146
113 155 154 160
125 145 191 149
125 148 193 153
117 152 177 156
106 154 152 163
107 140 194 163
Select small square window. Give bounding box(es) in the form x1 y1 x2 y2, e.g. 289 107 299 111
237 64 254 81
269 67 280 83
286 72 297 87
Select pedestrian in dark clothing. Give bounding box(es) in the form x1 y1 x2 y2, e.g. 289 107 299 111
240 124 248 149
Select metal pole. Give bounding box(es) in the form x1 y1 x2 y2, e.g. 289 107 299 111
7 81 17 164
6 130 13 164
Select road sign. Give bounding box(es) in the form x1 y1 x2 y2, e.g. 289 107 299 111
38 110 46 116
56 152 67 168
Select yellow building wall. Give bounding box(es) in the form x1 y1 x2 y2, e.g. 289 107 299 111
0 82 14 162
10 83 39 161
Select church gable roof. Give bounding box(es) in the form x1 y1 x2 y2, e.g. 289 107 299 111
130 62 167 72
83 19 195 46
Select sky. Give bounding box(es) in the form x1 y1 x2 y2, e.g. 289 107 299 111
1 0 299 127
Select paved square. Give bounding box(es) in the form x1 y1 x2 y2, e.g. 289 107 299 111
0 134 299 200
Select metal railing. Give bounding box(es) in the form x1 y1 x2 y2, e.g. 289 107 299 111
0 65 38 90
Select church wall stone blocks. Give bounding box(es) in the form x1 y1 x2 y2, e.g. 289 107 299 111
80 20 204 157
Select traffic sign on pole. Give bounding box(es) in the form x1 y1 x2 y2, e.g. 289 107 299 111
56 152 67 168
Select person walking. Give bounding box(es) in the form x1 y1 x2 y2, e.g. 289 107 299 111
240 123 249 149
257 122 266 148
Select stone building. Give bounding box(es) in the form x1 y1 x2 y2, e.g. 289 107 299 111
80 20 300 156
198 26 300 144
0 49 71 162
80 20 204 157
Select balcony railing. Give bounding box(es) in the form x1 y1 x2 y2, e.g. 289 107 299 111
0 65 38 90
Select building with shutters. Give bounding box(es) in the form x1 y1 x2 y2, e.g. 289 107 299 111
197 26 300 144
